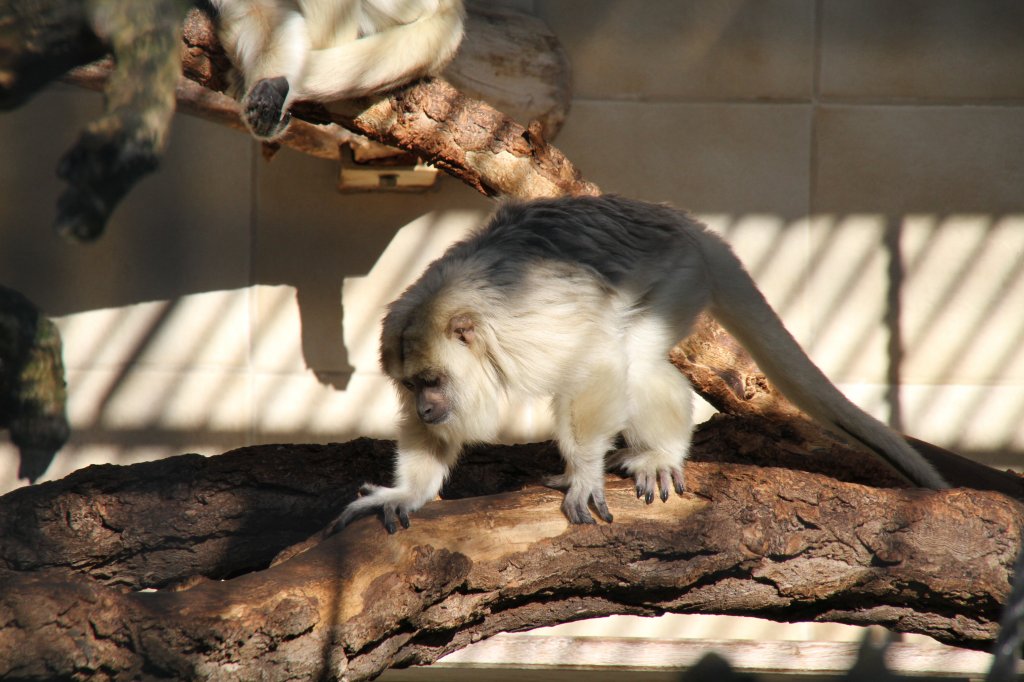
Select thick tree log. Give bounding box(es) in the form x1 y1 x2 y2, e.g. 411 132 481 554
672 314 1024 499
1 440 1020 680
0 419 935 593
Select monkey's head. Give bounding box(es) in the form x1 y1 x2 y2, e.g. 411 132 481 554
381 301 502 438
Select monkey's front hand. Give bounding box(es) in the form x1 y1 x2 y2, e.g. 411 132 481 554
243 77 291 140
328 483 415 535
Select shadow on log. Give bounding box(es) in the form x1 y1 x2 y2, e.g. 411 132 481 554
0 416 978 593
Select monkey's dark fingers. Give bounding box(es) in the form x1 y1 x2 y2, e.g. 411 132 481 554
382 506 400 534
381 503 413 534
326 484 392 534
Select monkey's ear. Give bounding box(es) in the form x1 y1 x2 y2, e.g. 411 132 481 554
448 314 476 346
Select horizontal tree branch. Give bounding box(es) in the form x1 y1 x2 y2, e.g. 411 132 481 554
0 417 940 592
1 436 1019 680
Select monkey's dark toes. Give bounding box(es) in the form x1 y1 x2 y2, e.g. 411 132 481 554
244 76 290 139
635 468 684 505
635 471 655 503
672 468 686 495
563 498 597 525
593 496 614 524
658 470 675 502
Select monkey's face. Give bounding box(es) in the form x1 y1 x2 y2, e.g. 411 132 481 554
399 373 452 425
392 315 474 428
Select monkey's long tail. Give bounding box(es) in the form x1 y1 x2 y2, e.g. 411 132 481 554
697 230 949 489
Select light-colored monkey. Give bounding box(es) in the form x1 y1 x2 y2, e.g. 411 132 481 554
208 0 465 139
337 195 949 533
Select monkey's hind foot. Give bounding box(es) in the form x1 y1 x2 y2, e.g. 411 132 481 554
610 449 686 505
242 76 291 139
561 485 614 525
632 467 686 505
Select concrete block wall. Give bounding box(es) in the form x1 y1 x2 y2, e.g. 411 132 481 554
2 0 1023 496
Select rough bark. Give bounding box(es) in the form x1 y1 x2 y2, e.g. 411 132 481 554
672 314 1024 499
1 420 942 593
1 433 1021 680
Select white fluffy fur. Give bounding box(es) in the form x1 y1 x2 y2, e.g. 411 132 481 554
339 196 949 532
209 0 465 136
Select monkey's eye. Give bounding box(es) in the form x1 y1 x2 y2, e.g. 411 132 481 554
401 379 415 391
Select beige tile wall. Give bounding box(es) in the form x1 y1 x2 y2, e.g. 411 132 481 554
819 1 1024 101
2 0 1023 492
541 0 816 101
